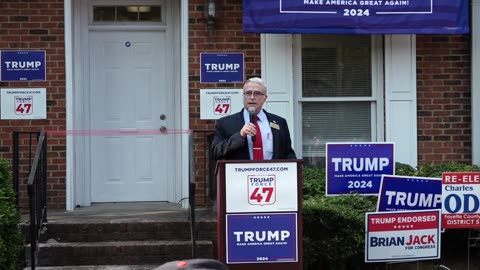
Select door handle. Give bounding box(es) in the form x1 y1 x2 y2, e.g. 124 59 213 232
160 126 167 133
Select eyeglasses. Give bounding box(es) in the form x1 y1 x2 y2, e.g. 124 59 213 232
243 91 266 97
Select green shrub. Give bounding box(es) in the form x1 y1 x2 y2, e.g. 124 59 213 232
0 158 23 270
416 163 480 177
302 166 377 270
302 162 480 270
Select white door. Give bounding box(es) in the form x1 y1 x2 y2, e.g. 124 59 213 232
88 30 175 202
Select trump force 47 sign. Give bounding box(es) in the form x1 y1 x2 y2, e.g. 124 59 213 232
200 89 242 120
225 162 298 213
1 88 47 119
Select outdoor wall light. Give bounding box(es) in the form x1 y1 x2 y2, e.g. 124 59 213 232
204 0 217 44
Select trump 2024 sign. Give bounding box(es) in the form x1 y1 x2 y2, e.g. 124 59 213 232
365 210 441 262
200 53 244 83
326 143 394 195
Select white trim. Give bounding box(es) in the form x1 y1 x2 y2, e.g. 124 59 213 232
372 37 385 142
385 35 417 167
260 34 295 143
64 0 74 211
180 0 189 208
473 0 480 166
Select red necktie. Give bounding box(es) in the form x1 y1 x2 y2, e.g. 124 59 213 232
253 116 263 160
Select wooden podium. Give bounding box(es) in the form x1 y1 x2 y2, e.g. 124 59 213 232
215 159 303 270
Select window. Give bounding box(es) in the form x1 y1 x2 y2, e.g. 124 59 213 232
93 5 162 23
299 35 383 167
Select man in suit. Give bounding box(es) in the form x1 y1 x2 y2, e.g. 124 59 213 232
210 77 296 161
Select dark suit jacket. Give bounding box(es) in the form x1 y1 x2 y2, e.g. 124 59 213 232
210 109 297 161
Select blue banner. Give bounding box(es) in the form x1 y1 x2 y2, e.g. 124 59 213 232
1 50 46 81
377 175 442 212
226 213 297 264
326 143 394 195
243 0 468 34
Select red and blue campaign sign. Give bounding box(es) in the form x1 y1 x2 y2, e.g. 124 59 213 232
377 175 442 212
1 50 46 81
365 210 441 262
326 143 394 195
442 172 480 229
243 0 468 34
200 53 244 83
226 213 297 264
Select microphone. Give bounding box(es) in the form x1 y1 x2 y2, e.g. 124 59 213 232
248 107 256 142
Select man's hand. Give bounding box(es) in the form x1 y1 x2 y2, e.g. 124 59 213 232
240 123 257 138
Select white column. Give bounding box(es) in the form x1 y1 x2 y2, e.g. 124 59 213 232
261 34 295 144
385 35 418 167
472 0 480 166
64 0 74 211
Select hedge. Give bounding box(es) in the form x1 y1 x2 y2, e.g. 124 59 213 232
302 162 480 270
0 158 23 270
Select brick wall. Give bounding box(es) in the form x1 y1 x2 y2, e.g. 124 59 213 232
0 0 474 209
188 0 261 204
0 0 66 209
416 35 472 165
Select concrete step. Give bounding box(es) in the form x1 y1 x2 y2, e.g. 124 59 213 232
32 240 213 266
36 221 216 242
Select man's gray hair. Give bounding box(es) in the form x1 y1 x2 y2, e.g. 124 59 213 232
244 77 267 93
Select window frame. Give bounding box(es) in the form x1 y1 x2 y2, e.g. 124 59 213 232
292 34 385 164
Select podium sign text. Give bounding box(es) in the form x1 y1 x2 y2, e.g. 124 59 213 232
225 162 297 213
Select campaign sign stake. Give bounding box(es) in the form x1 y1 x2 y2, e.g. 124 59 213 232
442 172 480 229
365 210 441 262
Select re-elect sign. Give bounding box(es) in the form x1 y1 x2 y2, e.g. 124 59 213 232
1 50 46 81
377 175 442 212
442 172 480 229
326 143 394 195
200 53 244 83
226 213 298 264
365 210 441 262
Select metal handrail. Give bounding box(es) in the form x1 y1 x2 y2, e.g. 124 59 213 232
26 132 48 270
12 132 47 270
189 129 215 258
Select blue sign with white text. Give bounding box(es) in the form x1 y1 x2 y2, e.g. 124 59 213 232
326 143 394 195
377 175 442 212
243 0 469 34
1 50 46 81
200 53 244 83
226 213 297 264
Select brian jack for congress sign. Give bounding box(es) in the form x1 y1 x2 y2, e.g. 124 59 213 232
243 0 468 34
365 210 441 262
